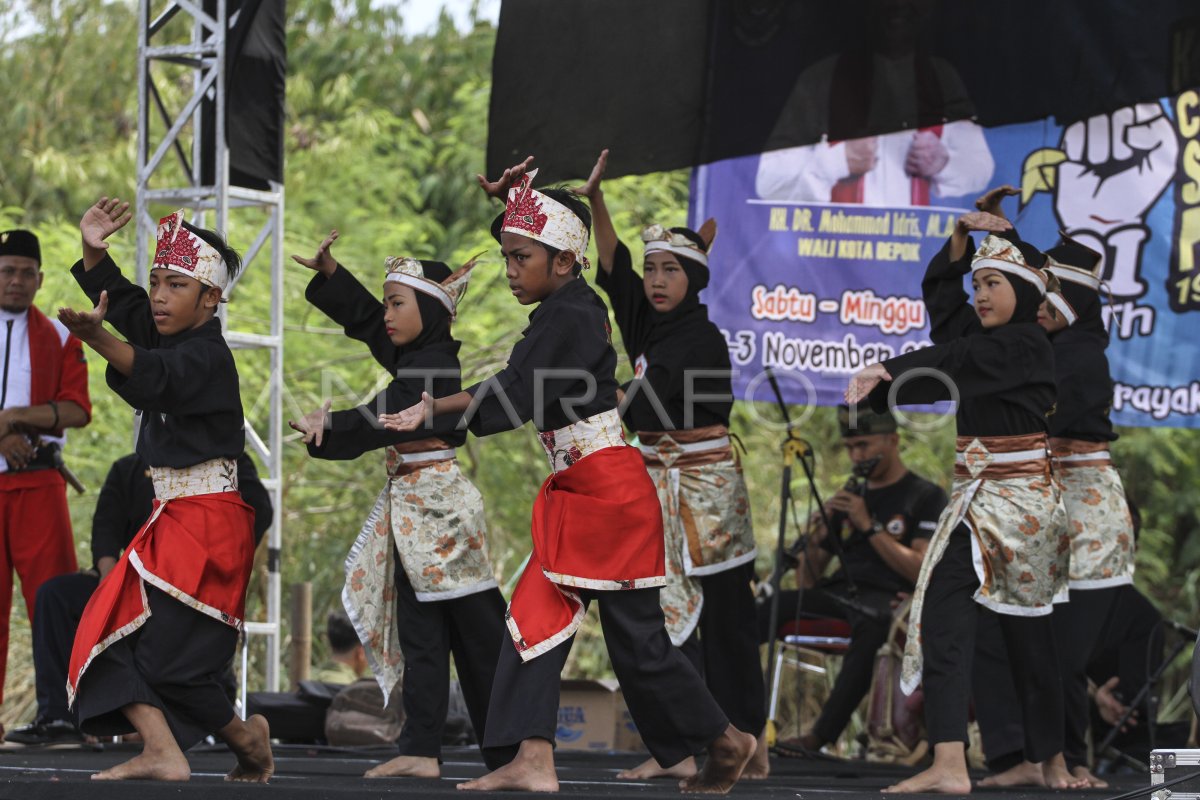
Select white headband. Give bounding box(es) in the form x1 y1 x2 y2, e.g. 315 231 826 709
383 256 476 320
152 210 230 293
1044 291 1078 325
1047 262 1102 291
641 224 709 268
501 169 590 269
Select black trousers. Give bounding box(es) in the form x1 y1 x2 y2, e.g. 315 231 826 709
392 557 507 758
481 586 729 771
757 578 895 745
678 562 767 736
974 585 1162 771
33 571 98 725
75 585 239 750
923 523 1063 762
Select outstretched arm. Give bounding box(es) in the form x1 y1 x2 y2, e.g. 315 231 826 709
571 149 616 273
58 291 135 377
295 230 399 370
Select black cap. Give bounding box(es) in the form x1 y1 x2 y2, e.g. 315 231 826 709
0 230 40 264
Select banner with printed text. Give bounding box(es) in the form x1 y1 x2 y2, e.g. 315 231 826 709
692 96 1200 428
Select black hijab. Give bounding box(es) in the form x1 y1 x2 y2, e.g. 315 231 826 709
1045 240 1107 343
391 260 453 355
641 227 713 352
987 230 1045 327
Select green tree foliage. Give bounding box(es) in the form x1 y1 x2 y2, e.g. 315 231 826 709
2 0 1198 731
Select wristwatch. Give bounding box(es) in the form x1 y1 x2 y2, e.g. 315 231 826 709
859 518 884 537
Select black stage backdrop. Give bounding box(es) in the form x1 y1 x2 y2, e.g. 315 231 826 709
487 0 1200 184
200 0 286 190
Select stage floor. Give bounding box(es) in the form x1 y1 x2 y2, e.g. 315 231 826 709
0 743 1143 799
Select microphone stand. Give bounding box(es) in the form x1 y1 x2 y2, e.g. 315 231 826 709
1097 618 1197 761
762 372 893 744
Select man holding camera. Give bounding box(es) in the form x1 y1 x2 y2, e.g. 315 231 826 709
0 229 91 738
761 406 946 753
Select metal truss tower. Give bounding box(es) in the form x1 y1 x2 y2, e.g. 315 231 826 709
135 0 284 692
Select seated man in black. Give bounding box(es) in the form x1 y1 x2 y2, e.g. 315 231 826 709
759 406 947 753
7 451 271 745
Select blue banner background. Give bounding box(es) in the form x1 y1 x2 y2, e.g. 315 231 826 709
691 98 1200 428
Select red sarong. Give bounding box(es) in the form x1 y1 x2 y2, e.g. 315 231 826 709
67 491 255 707
506 446 665 660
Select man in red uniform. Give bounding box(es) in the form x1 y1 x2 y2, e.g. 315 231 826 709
0 228 91 737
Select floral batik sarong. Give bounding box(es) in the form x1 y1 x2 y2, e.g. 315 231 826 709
638 425 755 645
342 443 497 698
1050 438 1135 589
900 433 1068 694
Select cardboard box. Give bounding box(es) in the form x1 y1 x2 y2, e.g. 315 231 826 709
556 678 646 752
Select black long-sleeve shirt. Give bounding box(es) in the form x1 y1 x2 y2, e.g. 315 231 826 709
302 265 466 461
1047 328 1116 442
920 235 1107 441
870 233 1056 437
90 452 274 568
921 236 982 344
596 241 732 431
868 323 1055 437
72 256 245 468
460 277 619 435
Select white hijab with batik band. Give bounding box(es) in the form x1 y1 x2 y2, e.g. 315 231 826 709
1044 235 1106 336
383 255 478 321
152 210 230 295
971 234 1054 326
501 169 591 269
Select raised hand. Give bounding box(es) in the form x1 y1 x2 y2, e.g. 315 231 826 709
288 400 332 447
845 362 892 405
974 185 1019 217
57 291 110 343
290 229 339 277
80 197 132 250
378 392 432 432
571 149 608 200
955 211 1013 236
476 156 534 200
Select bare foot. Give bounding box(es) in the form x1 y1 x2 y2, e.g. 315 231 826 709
225 715 274 783
1042 754 1088 790
1070 765 1108 788
884 765 972 795
679 725 756 794
458 738 558 792
366 754 441 779
92 750 190 781
977 760 1046 788
741 728 770 780
617 755 696 780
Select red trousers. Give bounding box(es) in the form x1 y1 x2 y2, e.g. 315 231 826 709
0 471 77 703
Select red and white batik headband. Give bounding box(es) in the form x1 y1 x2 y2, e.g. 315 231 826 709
971 234 1049 296
384 255 480 320
501 169 590 269
152 210 229 294
641 224 709 268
